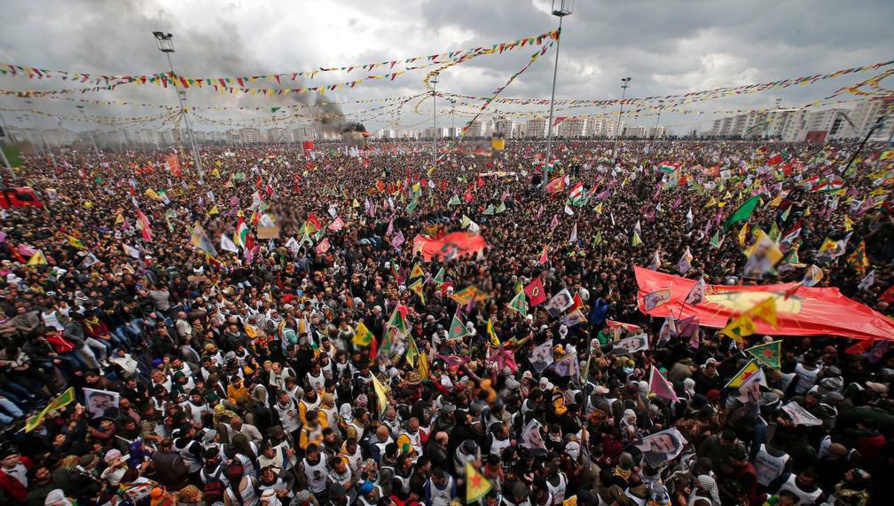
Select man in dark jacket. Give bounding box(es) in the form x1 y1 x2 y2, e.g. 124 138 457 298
151 438 190 491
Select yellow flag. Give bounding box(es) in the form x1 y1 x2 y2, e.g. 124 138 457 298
207 205 220 216
67 235 86 249
747 297 778 328
466 461 493 503
145 189 159 200
212 167 221 177
353 321 373 347
486 320 500 347
352 199 360 208
409 279 425 304
115 213 125 225
25 387 75 432
410 264 425 279
418 351 430 380
721 313 756 344
738 223 749 246
371 374 389 414
27 251 48 265
725 359 761 388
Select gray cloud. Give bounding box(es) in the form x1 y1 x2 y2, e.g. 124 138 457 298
0 0 890 134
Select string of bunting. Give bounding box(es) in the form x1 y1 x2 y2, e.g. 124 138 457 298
0 30 557 87
0 106 176 126
433 59 894 108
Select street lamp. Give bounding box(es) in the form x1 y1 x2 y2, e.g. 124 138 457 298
543 0 573 189
613 77 631 158
654 99 665 140
431 72 439 170
153 31 204 184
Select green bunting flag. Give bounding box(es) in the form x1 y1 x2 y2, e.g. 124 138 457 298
448 195 461 206
710 230 722 249
433 267 446 285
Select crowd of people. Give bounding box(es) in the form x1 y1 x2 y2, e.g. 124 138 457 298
0 136 891 506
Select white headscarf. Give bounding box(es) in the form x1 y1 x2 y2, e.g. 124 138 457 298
695 474 721 505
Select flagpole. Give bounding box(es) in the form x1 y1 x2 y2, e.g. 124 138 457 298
542 1 573 190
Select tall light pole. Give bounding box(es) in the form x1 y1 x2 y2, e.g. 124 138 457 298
153 31 204 184
613 77 631 159
543 0 573 189
653 99 664 140
431 72 439 170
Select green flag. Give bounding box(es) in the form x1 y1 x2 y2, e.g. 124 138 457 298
745 340 781 369
405 334 420 367
723 195 761 232
495 201 507 214
433 267 445 285
508 290 527 316
483 204 495 216
461 214 472 228
593 231 603 247
781 206 791 222
448 314 471 340
710 230 721 249
448 195 461 206
406 191 419 213
388 306 409 335
768 222 780 242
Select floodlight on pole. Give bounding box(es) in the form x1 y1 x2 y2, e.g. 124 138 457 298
431 72 439 170
542 0 573 190
613 77 631 158
153 31 204 184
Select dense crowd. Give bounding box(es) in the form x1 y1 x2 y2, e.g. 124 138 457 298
0 137 891 506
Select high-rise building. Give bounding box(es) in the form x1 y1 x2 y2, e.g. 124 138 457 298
266 128 290 143
524 118 548 138
493 117 516 138
239 128 261 144
557 118 587 138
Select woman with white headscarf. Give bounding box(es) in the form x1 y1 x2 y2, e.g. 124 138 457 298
619 409 640 443
688 475 720 506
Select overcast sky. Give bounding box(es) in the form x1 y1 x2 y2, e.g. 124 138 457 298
0 0 891 135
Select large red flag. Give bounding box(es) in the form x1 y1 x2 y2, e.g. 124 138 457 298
634 266 894 341
524 278 547 307
410 232 487 262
